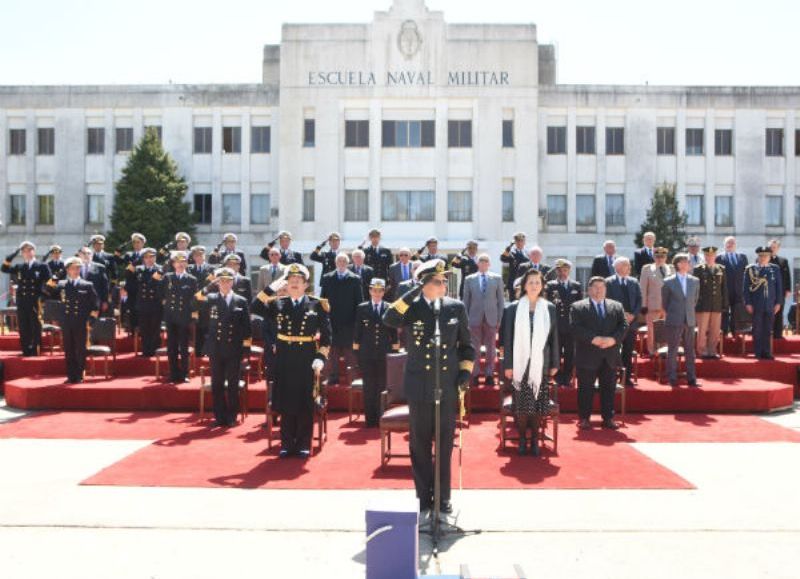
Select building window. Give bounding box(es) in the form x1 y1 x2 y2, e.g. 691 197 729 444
502 190 514 222
657 127 675 155
37 128 54 155
345 189 369 221
546 195 567 226
686 128 704 156
9 129 25 155
194 127 212 154
447 191 472 222
766 196 784 226
547 126 566 154
87 195 105 225
382 120 435 148
715 196 734 227
222 194 241 224
37 195 55 225
795 197 800 228
251 127 271 153
715 129 733 156
115 128 133 153
448 120 472 148
222 127 241 154
606 127 625 155
145 125 162 142
302 189 315 221
345 120 369 148
502 120 514 148
766 128 784 157
303 119 315 147
9 195 25 225
381 190 435 221
87 128 105 155
250 194 270 225
193 194 212 224
576 194 596 226
606 194 625 227
576 126 596 155
686 195 705 226
795 130 800 157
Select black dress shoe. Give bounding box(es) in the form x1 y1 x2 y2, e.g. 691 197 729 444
624 378 635 387
578 419 592 430
602 419 620 430
298 449 311 459
419 499 432 513
669 380 678 387
440 500 453 514
687 379 700 387
529 441 541 457
762 355 775 360
485 375 495 386
517 437 527 456
278 449 290 458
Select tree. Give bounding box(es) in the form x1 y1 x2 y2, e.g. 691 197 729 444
106 127 195 251
634 182 688 255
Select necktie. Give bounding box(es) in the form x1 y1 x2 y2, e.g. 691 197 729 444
595 302 604 319
374 304 380 317
402 264 408 280
660 265 666 277
622 277 627 288
480 274 486 293
272 265 277 277
731 253 737 267
608 256 613 269
81 265 87 279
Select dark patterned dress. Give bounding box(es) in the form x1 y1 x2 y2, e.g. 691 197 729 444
512 310 552 415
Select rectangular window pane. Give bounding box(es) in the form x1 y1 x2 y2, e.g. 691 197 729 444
10 195 26 225
303 119 315 147
250 194 270 224
657 127 675 155
382 120 395 147
221 194 241 224
686 128 704 156
251 126 271 153
115 128 133 153
222 127 241 154
715 196 733 227
421 120 435 147
87 128 105 155
345 120 369 148
397 121 409 147
87 195 105 225
796 130 800 157
766 128 784 157
502 120 514 148
447 191 472 222
715 129 733 156
795 197 800 228
193 194 212 224
9 129 26 155
606 127 625 155
547 126 566 154
576 194 596 226
345 189 369 221
194 127 212 154
381 191 435 221
606 194 625 226
686 195 705 226
408 121 421 147
766 196 784 226
37 195 54 225
302 189 315 221
576 126 596 155
502 190 514 222
37 128 54 155
546 195 567 225
448 120 472 148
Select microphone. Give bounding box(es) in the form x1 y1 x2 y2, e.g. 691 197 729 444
433 298 441 339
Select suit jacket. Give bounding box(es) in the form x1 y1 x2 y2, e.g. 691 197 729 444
132 265 163 314
92 251 115 280
516 261 552 283
499 300 560 375
569 298 628 369
363 245 393 281
462 271 505 328
206 274 252 304
591 254 616 279
387 261 414 301
320 270 364 346
770 255 791 298
257 263 286 292
633 247 655 276
544 279 583 333
2 259 50 304
716 252 748 304
188 262 214 290
199 292 251 357
82 262 110 306
661 275 699 327
348 264 374 298
639 263 674 312
47 259 65 280
605 275 642 316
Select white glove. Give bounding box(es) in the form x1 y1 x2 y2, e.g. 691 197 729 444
311 359 325 373
269 278 288 293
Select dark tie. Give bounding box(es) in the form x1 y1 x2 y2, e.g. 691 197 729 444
480 274 486 293
660 265 666 277
272 265 277 277
402 264 408 280
607 256 613 269
595 302 605 319
374 304 380 318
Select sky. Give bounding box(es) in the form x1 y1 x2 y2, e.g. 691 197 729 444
1 0 798 87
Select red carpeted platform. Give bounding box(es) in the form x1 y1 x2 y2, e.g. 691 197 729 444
1 411 797 491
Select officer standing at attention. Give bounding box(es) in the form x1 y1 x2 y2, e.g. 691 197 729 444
744 246 782 360
188 246 214 353
544 259 583 386
2 241 51 356
383 259 475 514
116 232 147 331
160 251 198 383
131 248 164 357
694 246 726 359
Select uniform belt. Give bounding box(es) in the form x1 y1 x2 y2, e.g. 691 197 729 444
277 334 314 343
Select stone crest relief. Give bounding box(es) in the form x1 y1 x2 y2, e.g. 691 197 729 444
397 20 422 59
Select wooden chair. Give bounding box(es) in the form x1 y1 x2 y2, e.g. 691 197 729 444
87 317 117 379
652 319 684 383
41 299 64 354
379 352 410 466
0 305 17 334
348 376 364 424
499 380 560 454
154 325 196 380
248 316 266 380
263 374 328 455
198 359 250 422
732 302 755 356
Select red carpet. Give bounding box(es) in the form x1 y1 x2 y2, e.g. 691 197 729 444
2 411 799 491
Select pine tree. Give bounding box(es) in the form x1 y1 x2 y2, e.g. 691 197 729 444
106 127 195 251
634 182 688 255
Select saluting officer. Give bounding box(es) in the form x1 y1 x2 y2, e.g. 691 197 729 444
210 233 248 275
116 232 147 331
160 251 198 383
744 246 783 360
413 237 447 263
160 232 192 272
2 241 50 356
210 253 253 303
44 257 99 384
353 278 399 427
450 240 480 299
383 259 475 514
252 263 332 458
188 246 214 353
500 232 528 297
544 259 584 386
262 231 304 266
310 232 342 278
361 228 393 281
694 246 726 359
195 267 252 427
131 248 164 357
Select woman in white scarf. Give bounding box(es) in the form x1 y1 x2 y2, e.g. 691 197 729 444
499 269 560 456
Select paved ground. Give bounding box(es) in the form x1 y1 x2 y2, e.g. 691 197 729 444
1 398 799 578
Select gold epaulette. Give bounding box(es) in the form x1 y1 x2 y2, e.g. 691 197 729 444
459 360 474 373
194 290 207 302
257 290 278 304
312 296 330 312
390 297 410 315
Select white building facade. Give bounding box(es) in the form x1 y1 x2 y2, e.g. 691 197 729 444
2 0 800 287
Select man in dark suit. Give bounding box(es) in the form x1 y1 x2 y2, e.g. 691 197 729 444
115 232 147 331
78 247 110 315
2 241 52 356
633 231 656 276
383 259 475 514
499 232 528 297
160 251 198 383
604 257 642 386
544 259 584 386
591 240 617 279
769 239 791 339
450 240 480 299
349 249 375 298
209 232 248 275
90 234 116 281
570 277 628 430
387 247 414 301
320 253 364 386
361 228 393 281
516 246 551 282
661 254 700 387
716 236 748 335
309 232 342 278
262 230 303 266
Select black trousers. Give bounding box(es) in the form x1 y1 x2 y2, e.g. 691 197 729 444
280 410 313 452
576 360 617 421
721 296 739 335
166 321 191 380
210 353 241 425
408 398 456 506
17 300 41 356
195 324 208 355
359 356 386 427
773 296 786 338
752 309 775 357
557 329 575 384
63 323 88 382
138 311 161 356
620 326 635 377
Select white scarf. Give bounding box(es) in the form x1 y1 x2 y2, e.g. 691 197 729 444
512 295 550 399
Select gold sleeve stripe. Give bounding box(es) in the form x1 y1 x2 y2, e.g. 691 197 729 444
194 291 207 302
391 298 410 315
459 361 474 373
